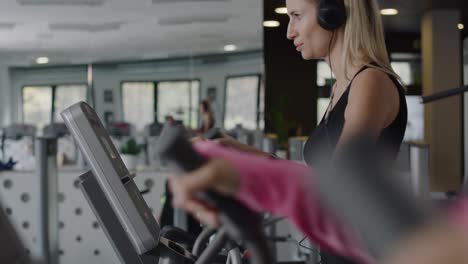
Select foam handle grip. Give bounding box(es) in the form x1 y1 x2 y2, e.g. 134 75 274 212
155 126 226 208
157 126 208 172
156 125 260 226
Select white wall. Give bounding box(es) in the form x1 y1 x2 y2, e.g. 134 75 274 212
8 51 264 128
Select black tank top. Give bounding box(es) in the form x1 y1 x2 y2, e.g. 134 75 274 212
303 67 407 264
303 66 408 167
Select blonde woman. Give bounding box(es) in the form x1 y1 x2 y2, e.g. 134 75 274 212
169 0 407 263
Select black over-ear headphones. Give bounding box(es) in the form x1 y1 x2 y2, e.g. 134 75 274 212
317 0 347 31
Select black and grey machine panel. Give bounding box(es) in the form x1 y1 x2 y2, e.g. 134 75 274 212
61 102 160 254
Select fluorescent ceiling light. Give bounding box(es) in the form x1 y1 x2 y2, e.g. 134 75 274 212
275 7 288 14
380 9 399 16
224 44 237 52
36 57 49 64
263 20 280 28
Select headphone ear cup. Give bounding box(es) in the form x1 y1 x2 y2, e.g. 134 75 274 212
317 0 347 31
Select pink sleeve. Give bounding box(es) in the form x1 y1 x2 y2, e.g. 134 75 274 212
194 141 374 264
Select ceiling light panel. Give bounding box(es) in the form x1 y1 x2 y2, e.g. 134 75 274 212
0 23 16 30
158 15 231 25
49 22 123 32
153 0 229 3
17 0 105 6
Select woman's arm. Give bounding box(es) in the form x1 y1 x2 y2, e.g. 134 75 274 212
169 141 373 264
337 69 400 150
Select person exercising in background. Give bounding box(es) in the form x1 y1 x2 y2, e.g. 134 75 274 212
198 99 215 134
169 0 407 264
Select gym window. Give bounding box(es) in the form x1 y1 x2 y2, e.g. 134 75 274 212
316 61 334 124
22 84 87 129
122 82 155 132
224 75 263 130
390 53 423 141
391 62 413 85
316 60 335 87
318 58 419 87
390 53 421 87
404 96 424 141
121 80 200 131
